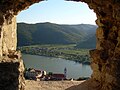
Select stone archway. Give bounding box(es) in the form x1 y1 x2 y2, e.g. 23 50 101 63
0 0 120 90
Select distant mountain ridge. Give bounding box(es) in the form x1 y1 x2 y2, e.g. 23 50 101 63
17 22 97 48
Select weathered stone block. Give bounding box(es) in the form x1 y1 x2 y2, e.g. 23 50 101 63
0 51 25 90
2 16 17 56
0 59 25 90
96 27 105 39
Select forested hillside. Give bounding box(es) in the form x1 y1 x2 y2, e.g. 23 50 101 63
17 22 97 48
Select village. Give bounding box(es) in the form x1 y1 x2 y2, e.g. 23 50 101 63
18 45 90 65
24 67 89 81
25 67 68 81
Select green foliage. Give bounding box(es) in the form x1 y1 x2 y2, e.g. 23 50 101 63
18 44 91 64
17 22 97 48
76 35 96 49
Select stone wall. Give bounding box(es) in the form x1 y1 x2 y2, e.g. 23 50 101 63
0 51 25 90
0 0 43 90
0 0 120 90
72 0 120 90
2 16 17 56
0 0 43 56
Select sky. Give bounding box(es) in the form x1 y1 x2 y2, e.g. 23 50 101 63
17 0 97 25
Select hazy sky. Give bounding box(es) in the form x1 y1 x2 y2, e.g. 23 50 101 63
17 0 97 25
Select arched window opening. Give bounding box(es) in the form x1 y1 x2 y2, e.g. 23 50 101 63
17 0 97 86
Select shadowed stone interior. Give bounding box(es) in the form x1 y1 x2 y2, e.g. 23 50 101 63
0 0 43 90
0 0 120 90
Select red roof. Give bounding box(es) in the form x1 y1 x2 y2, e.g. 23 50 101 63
52 74 65 78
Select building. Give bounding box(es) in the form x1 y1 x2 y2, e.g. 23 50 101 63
25 68 45 80
51 74 66 80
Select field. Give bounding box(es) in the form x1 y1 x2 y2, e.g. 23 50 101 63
18 44 91 64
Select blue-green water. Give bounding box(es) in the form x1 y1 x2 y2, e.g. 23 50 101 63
22 54 92 79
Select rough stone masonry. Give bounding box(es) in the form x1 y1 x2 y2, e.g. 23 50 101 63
0 0 120 90
0 0 42 90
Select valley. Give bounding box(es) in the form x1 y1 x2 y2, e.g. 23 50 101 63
17 22 97 64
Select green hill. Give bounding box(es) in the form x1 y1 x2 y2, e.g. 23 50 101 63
76 35 96 49
17 22 97 48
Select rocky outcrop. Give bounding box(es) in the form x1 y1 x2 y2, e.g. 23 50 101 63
0 0 120 90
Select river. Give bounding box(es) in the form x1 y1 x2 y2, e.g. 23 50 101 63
22 54 92 79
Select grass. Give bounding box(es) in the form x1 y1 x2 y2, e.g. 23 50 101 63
57 49 90 55
20 44 90 55
23 44 76 48
18 44 91 64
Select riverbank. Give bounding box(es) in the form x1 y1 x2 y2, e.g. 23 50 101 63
25 80 85 90
23 54 92 79
18 44 91 64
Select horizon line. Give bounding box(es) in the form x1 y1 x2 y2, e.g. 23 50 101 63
17 21 97 25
